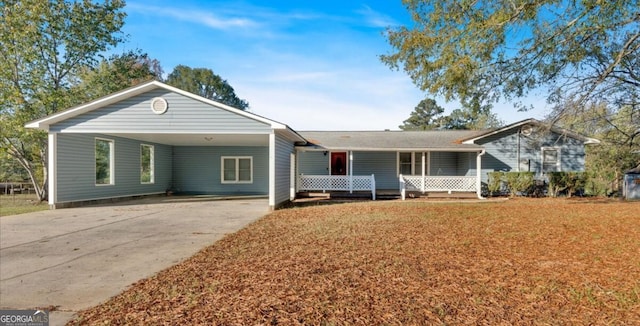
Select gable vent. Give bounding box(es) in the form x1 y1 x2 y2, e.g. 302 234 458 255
520 124 533 136
150 97 168 115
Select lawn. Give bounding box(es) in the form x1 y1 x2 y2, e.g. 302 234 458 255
70 198 640 325
0 194 48 216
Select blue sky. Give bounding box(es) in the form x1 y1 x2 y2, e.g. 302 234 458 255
118 0 547 130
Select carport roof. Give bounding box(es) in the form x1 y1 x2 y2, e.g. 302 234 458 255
297 130 484 151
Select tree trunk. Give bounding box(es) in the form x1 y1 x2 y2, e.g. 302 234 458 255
6 143 48 202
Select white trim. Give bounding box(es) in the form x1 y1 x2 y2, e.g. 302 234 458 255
463 119 536 144
476 150 485 199
48 133 57 206
290 153 296 201
541 146 562 173
220 156 253 184
349 151 353 193
298 146 482 152
461 118 600 145
150 97 168 115
95 137 115 186
268 133 276 208
140 144 155 184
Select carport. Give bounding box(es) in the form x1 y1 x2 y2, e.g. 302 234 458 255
26 81 305 210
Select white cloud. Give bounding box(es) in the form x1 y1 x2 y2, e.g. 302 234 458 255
355 5 398 28
127 2 258 30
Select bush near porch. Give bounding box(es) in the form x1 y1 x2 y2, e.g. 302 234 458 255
488 171 587 197
70 198 639 325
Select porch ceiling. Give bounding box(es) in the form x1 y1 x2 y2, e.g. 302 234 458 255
103 133 269 146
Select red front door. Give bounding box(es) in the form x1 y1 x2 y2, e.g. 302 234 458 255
330 152 347 175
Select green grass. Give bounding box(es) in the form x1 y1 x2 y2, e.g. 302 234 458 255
0 194 48 216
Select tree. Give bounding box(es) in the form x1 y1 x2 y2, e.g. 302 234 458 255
399 97 503 130
0 0 126 201
381 1 640 120
73 50 163 102
557 101 640 196
399 98 444 130
439 97 503 130
165 65 249 110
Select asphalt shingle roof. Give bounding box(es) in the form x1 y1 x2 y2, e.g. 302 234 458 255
297 130 485 151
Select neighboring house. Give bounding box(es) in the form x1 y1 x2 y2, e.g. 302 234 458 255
26 81 598 208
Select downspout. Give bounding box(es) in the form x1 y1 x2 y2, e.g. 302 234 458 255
476 149 486 199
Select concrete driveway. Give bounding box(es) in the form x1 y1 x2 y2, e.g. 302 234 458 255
0 196 268 325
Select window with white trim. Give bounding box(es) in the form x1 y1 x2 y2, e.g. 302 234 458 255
542 147 561 172
221 156 253 183
95 138 114 185
140 144 154 184
398 152 426 175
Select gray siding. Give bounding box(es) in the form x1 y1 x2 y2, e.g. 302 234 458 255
352 152 398 189
274 132 295 207
430 152 458 176
50 89 272 133
477 129 586 182
172 146 268 195
56 133 171 203
456 152 477 176
297 151 328 175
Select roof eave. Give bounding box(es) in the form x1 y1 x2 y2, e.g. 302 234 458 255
25 81 162 130
295 146 483 152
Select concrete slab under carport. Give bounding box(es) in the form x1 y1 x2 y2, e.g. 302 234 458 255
0 196 268 325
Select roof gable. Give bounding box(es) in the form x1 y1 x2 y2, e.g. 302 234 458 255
25 80 289 131
461 118 600 145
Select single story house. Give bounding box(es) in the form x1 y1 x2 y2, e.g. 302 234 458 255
26 81 598 209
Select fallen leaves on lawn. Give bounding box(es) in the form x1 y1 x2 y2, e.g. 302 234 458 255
69 198 640 325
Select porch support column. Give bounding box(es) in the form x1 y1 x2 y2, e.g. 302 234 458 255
48 132 57 207
476 150 486 199
268 132 276 209
421 152 426 193
349 151 353 193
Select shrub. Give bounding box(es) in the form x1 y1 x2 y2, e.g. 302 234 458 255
505 172 535 197
548 172 586 197
487 171 504 196
487 172 535 197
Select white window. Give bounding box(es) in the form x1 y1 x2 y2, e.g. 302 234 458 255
95 138 114 185
542 147 561 172
398 152 427 175
221 156 253 183
140 144 154 184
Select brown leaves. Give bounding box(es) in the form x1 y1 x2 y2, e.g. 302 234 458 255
69 198 640 325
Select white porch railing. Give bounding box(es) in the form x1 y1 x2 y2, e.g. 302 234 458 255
399 175 477 200
297 174 376 200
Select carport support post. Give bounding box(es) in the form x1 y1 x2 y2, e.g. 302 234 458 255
48 132 57 207
269 132 276 209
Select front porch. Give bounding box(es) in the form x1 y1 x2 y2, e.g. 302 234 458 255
296 174 483 200
399 175 480 200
